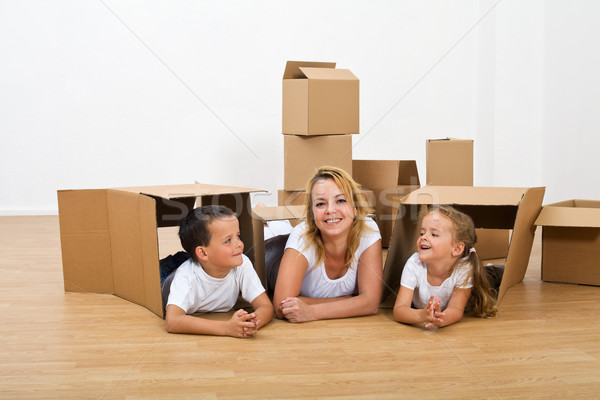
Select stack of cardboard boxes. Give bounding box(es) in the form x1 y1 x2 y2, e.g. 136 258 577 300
281 60 358 197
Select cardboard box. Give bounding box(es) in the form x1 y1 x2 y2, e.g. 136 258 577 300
426 137 509 260
57 184 265 318
426 138 473 186
252 205 305 291
535 200 600 286
381 186 545 306
278 189 306 207
284 134 353 191
282 61 359 135
352 160 420 247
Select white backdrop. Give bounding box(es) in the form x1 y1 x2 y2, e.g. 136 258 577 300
1 0 598 215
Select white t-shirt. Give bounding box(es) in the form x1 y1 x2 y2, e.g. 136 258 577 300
400 252 473 311
285 218 381 298
166 254 265 314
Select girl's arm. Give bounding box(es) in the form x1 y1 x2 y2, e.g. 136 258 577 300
432 288 471 328
164 305 259 338
393 286 433 325
278 240 383 322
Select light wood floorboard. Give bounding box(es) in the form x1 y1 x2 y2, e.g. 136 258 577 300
1 216 599 399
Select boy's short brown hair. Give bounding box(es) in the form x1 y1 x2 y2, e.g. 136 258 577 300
179 205 236 262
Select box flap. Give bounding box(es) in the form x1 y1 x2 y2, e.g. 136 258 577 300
57 189 114 294
402 186 529 206
299 67 358 81
497 186 546 301
535 200 600 228
252 205 305 222
283 61 336 79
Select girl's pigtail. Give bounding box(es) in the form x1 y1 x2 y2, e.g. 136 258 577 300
467 251 498 318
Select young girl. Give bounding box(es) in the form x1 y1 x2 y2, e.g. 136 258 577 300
393 205 497 328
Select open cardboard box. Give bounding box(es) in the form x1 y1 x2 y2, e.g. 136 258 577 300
352 160 420 247
284 134 353 190
282 61 359 135
57 183 265 318
381 185 545 307
251 205 305 292
535 200 600 286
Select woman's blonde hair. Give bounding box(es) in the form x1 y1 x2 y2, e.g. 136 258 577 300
425 205 498 318
302 166 375 268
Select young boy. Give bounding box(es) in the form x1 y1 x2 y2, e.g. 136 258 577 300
165 205 273 338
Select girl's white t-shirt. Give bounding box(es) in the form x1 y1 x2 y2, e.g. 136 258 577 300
285 218 381 298
400 252 473 311
167 254 265 314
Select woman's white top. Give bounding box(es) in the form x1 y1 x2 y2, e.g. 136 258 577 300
400 252 473 311
285 218 381 298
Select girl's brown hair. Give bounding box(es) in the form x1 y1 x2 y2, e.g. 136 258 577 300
426 205 498 318
302 166 375 268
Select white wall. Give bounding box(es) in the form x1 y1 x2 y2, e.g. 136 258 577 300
1 1 598 214
542 0 600 203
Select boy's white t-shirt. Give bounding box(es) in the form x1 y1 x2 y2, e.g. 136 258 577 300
167 254 265 314
285 218 381 298
400 252 473 311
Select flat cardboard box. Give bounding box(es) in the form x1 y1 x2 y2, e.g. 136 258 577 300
352 160 420 247
57 184 265 318
426 137 510 260
252 205 305 291
535 200 600 286
282 61 359 135
284 134 353 191
381 185 545 306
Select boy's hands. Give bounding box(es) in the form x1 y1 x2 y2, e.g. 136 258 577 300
227 309 260 338
423 296 445 328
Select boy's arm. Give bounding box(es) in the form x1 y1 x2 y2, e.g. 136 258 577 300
250 292 274 330
165 304 258 338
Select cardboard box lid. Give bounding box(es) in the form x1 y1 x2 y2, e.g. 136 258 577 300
283 61 336 79
402 186 529 206
253 205 305 222
116 183 264 200
535 199 600 228
352 160 420 189
427 137 473 143
299 67 358 81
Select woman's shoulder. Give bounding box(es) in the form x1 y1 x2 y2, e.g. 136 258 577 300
364 217 379 231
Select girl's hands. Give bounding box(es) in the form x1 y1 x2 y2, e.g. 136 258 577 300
279 297 315 323
423 296 445 328
227 309 260 338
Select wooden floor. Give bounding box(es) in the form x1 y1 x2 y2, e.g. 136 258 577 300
1 216 600 399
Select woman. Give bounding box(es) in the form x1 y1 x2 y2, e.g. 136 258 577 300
273 166 383 322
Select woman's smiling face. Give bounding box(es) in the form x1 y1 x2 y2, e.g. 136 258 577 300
310 178 356 239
